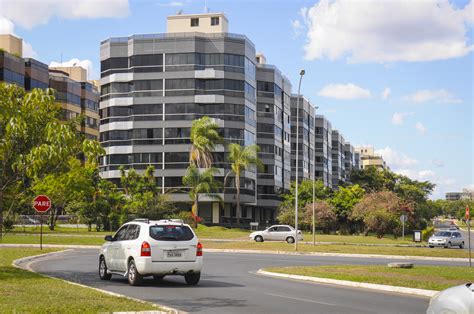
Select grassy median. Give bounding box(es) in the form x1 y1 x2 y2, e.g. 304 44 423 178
264 264 473 291
0 247 158 313
202 241 470 258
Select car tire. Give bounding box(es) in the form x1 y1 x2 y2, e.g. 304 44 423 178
445 242 451 249
127 259 143 286
153 275 165 281
99 256 112 280
460 242 464 249
184 272 200 285
429 245 434 248
286 236 295 244
255 235 264 242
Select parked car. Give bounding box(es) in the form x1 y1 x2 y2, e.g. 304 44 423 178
428 230 465 249
426 283 473 314
249 225 303 243
99 219 203 286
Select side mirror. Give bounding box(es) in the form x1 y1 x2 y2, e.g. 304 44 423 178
104 235 114 242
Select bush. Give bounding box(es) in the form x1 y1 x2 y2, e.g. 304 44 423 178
165 211 194 225
3 215 15 232
422 226 435 241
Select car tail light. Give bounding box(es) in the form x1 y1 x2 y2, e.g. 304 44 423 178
141 241 151 257
196 242 203 257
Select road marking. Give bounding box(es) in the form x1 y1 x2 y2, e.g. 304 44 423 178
264 292 337 306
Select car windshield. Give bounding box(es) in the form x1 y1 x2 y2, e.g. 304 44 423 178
149 225 194 241
434 231 452 237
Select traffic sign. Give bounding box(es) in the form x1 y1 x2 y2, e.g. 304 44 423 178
400 214 407 222
33 195 51 213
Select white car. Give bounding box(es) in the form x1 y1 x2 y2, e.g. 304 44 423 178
99 219 203 286
250 225 303 243
428 231 465 249
426 283 473 314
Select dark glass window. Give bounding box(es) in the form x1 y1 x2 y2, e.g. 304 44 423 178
211 16 220 26
191 18 199 27
130 54 163 67
135 80 163 91
149 225 194 241
101 57 128 72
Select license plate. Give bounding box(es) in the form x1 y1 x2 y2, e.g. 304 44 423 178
167 250 182 258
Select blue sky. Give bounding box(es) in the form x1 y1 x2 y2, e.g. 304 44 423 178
1 0 472 199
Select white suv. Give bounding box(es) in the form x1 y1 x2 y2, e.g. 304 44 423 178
250 225 303 243
99 219 203 286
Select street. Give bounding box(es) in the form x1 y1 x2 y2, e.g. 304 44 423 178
25 249 468 314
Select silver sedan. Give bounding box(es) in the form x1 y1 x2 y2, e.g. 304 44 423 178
250 225 303 243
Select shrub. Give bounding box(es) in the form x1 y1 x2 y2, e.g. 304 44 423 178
422 226 435 241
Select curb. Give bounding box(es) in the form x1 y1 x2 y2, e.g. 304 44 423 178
12 250 183 314
0 243 100 249
256 269 438 298
203 248 470 262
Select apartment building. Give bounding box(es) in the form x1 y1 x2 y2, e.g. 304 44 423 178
355 146 387 169
331 130 346 187
446 189 474 201
255 56 292 222
344 143 359 180
315 115 332 188
0 34 99 139
99 12 260 225
291 95 315 182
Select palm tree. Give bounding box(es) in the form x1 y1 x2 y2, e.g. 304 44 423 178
225 143 263 226
189 116 221 168
182 165 222 228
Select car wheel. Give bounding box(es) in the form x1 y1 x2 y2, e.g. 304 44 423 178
286 236 295 244
99 256 112 280
445 242 451 249
153 275 165 281
255 235 264 242
460 242 464 249
184 272 201 285
127 259 143 286
429 245 434 248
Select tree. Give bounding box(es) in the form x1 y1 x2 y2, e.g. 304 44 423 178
120 166 177 221
280 179 332 210
0 84 103 236
349 167 395 192
352 191 405 238
226 143 263 226
182 165 222 228
189 116 221 168
304 201 337 234
330 185 365 234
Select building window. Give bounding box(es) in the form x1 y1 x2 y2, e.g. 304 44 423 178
191 18 199 27
211 16 219 26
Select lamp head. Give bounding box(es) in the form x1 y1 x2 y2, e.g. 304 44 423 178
299 69 305 76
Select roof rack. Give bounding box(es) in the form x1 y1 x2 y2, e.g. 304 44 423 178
133 218 150 223
157 219 184 224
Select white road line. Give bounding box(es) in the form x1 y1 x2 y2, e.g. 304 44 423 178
264 292 337 306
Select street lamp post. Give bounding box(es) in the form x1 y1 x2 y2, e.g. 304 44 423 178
295 69 305 251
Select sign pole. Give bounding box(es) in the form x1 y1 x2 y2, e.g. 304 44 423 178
40 213 43 250
402 218 405 241
468 218 471 268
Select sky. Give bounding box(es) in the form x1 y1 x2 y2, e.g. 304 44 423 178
0 0 472 199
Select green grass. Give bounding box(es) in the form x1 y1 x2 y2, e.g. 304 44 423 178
0 248 159 313
1 234 104 246
301 233 414 245
265 264 473 291
202 240 470 258
11 225 109 236
194 224 250 239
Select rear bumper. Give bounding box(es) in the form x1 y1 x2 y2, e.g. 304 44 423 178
135 256 203 276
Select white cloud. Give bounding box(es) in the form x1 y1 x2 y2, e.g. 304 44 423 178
49 58 95 80
430 159 445 168
391 112 413 125
318 83 371 100
291 19 304 38
375 147 418 169
0 16 14 33
157 1 185 7
405 89 463 104
22 41 37 58
381 87 391 100
415 122 427 135
299 0 474 63
0 0 129 29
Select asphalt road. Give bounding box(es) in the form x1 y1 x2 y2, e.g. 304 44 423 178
28 249 468 314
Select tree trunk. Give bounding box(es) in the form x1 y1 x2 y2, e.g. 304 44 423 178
236 176 240 227
193 195 199 229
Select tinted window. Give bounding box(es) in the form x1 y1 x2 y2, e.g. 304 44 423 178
278 226 291 232
149 225 194 241
126 224 141 240
114 225 129 241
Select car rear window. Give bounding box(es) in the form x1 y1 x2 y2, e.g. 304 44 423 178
434 231 452 237
149 225 194 241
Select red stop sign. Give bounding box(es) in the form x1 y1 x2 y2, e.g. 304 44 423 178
33 195 52 213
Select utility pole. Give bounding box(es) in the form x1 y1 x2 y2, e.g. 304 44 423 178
294 69 305 251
